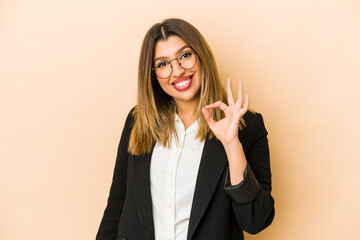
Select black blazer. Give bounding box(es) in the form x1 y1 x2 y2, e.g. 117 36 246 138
96 108 275 240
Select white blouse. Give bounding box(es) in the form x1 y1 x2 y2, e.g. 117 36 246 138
150 114 205 240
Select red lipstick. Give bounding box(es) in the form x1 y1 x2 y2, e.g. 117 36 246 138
171 75 193 91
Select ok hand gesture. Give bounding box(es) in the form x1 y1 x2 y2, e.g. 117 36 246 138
202 78 249 146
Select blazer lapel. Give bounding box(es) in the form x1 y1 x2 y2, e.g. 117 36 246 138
187 137 228 240
131 137 228 240
132 149 155 240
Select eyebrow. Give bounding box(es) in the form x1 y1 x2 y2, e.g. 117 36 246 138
153 45 192 63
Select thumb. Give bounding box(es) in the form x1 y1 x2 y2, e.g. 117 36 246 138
202 107 216 127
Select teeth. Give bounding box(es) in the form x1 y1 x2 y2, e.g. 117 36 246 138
174 79 190 87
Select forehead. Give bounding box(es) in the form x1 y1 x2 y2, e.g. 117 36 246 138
154 35 188 59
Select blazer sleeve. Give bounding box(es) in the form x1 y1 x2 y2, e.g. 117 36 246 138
224 113 275 234
96 109 134 240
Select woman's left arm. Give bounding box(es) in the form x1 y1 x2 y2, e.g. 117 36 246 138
224 112 275 234
202 78 275 234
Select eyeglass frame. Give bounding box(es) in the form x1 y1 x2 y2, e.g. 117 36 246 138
151 51 197 79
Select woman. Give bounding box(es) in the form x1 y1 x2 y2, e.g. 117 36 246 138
96 18 275 240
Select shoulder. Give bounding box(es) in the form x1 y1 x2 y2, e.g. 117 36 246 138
242 110 267 132
123 106 136 130
239 110 268 145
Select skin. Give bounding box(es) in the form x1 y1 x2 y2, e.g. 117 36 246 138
154 35 250 185
202 78 250 185
154 35 202 128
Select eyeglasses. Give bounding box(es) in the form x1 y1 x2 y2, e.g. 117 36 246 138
152 51 197 79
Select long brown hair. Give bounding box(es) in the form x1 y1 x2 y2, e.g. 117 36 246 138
128 18 246 155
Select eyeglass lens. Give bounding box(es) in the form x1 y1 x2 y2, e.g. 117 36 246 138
154 51 196 79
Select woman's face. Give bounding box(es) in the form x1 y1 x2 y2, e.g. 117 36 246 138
153 35 202 107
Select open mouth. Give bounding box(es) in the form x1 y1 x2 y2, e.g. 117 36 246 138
171 75 193 91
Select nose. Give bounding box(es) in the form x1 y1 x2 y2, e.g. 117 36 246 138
170 59 185 77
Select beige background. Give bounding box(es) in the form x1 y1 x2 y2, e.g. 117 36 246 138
1 0 360 239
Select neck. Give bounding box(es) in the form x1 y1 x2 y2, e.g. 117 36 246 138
175 97 199 130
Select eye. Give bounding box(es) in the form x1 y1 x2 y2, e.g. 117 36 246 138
179 52 193 60
156 61 169 69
